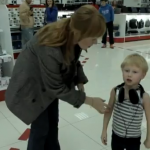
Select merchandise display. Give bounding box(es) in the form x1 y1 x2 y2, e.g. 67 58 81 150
11 32 21 50
145 19 150 27
0 0 8 4
126 14 150 34
7 4 74 52
0 44 3 56
123 0 149 7
8 7 45 28
8 5 74 29
5 1 150 48
0 5 14 95
129 19 138 29
113 14 150 42
113 24 120 37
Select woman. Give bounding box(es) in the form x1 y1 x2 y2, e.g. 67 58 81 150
5 5 108 150
44 0 58 24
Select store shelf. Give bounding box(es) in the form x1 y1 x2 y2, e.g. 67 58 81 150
0 53 11 57
0 77 10 91
0 54 12 63
13 49 22 53
126 34 150 37
0 85 7 91
12 40 21 42
11 30 20 33
66 2 92 4
125 34 150 42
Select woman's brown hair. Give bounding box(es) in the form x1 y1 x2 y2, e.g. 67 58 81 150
38 5 106 64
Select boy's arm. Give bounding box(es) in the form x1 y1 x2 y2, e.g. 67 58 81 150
143 93 150 141
102 87 116 131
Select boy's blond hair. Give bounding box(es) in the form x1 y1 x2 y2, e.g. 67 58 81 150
121 53 148 73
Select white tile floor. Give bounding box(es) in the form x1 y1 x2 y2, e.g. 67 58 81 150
1 40 150 150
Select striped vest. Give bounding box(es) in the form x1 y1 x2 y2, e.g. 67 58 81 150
112 86 144 138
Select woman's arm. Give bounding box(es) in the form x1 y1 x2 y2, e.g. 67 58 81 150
38 46 109 113
38 47 86 108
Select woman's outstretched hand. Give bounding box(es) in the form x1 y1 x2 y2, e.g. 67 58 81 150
85 97 109 114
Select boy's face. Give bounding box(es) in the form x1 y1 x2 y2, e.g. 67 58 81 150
122 65 145 87
101 1 106 6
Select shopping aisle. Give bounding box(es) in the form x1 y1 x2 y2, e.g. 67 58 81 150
0 41 150 150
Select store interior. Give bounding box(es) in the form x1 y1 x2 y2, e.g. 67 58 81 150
0 0 150 149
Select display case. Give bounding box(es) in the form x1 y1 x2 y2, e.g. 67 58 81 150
112 13 150 43
7 4 74 54
0 5 14 101
123 0 150 7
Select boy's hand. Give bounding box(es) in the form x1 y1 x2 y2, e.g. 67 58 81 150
144 139 150 148
101 130 107 145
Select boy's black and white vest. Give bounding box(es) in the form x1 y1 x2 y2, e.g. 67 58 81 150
112 83 144 138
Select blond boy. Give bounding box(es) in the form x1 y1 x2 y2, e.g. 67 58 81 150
101 53 150 150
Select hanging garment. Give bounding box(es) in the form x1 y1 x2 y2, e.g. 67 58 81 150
113 24 119 31
145 19 150 27
138 19 144 29
114 31 120 37
128 31 138 34
129 19 138 29
126 21 128 33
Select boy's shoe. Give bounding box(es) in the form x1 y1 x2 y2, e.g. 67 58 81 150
110 44 114 49
101 44 106 48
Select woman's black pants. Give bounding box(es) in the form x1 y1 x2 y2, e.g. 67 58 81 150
27 99 60 150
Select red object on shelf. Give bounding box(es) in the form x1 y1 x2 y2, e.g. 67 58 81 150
107 35 150 43
18 128 30 141
107 37 124 43
0 90 6 102
10 148 20 150
114 38 124 43
14 53 20 59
